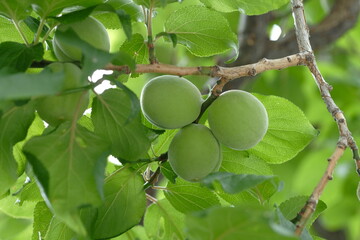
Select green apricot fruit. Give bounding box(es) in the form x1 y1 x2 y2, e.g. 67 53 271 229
36 63 89 126
168 124 222 181
208 90 268 150
53 17 110 61
140 75 203 129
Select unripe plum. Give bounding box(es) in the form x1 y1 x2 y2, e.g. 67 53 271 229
208 90 268 150
140 75 203 129
53 17 110 61
36 63 89 126
168 124 222 181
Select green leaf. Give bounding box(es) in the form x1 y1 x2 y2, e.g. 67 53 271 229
23 122 109 236
221 148 273 175
0 103 35 195
199 0 289 15
201 172 274 194
186 205 296 240
0 42 43 72
32 0 103 18
32 201 53 240
93 167 146 239
92 89 150 162
144 199 185 240
160 162 177 183
164 178 220 214
94 0 144 29
217 149 279 204
120 34 149 65
0 0 31 21
23 16 49 38
133 0 180 8
164 6 238 60
112 226 149 240
149 129 178 158
0 210 32 240
249 94 318 164
156 32 177 47
357 182 360 201
279 196 327 226
0 68 64 100
13 113 45 176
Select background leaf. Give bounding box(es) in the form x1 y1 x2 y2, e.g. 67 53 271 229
185 205 296 240
164 6 238 59
249 94 318 164
199 0 289 15
144 199 185 240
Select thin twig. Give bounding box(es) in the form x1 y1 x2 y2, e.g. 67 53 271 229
291 0 360 235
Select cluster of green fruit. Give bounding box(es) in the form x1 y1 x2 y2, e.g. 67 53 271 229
141 76 268 182
36 17 110 126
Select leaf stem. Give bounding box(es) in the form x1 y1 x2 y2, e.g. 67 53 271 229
33 18 46 45
12 19 30 46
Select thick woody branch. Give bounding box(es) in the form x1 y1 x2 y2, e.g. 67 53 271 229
291 0 360 235
105 53 307 80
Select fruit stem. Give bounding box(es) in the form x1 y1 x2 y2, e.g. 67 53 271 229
143 167 161 190
194 94 218 123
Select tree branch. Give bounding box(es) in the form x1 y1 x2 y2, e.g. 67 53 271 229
105 52 307 80
291 0 360 235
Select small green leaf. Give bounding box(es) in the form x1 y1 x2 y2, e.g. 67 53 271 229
201 172 274 194
165 6 238 60
0 68 64 100
23 16 49 38
160 162 177 183
93 167 146 239
0 103 35 195
156 32 177 47
32 201 53 240
199 0 289 15
149 129 178 158
116 9 132 39
279 196 327 226
357 182 360 201
0 0 31 21
186 205 296 240
273 208 313 240
0 42 44 72
120 34 149 65
164 178 220 214
249 94 318 164
23 122 109 236
144 199 185 240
